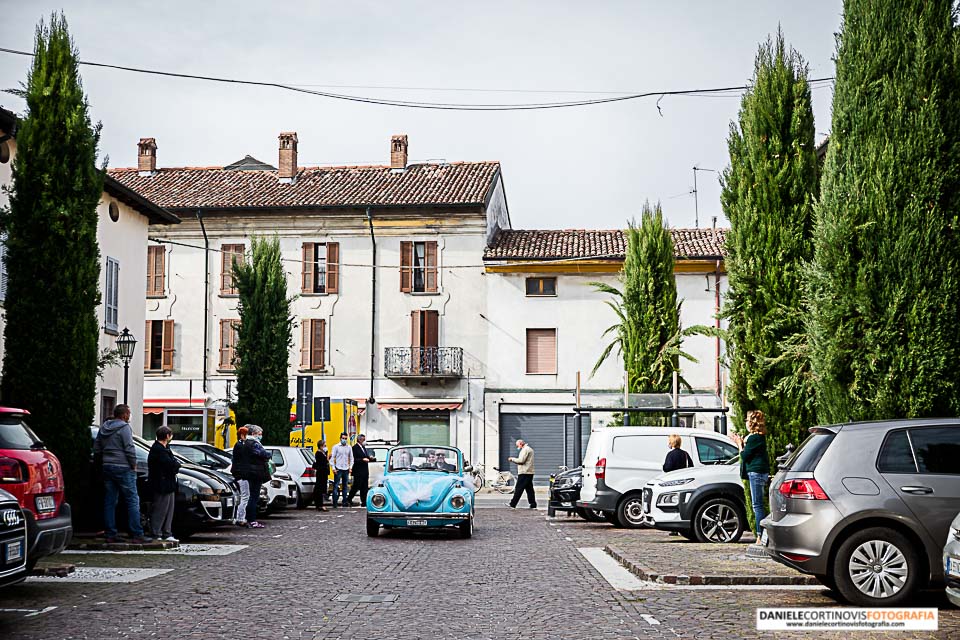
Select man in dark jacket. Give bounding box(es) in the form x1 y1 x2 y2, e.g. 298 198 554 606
313 440 330 511
94 404 151 543
147 426 181 542
235 425 272 528
346 434 374 506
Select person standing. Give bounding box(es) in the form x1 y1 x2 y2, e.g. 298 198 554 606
662 434 694 472
347 434 374 507
94 404 152 543
147 426 181 542
739 410 771 535
506 439 536 509
329 433 353 508
313 440 330 511
232 426 250 526
237 425 272 528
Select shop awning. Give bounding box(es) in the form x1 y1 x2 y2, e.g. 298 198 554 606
377 400 462 411
143 407 165 415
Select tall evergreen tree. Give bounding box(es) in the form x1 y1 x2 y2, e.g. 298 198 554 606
593 203 693 425
721 31 818 462
1 14 103 506
232 237 295 445
808 0 960 422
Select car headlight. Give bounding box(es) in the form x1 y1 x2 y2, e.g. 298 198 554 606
658 478 694 487
270 480 282 488
451 494 465 509
260 486 268 497
656 492 681 507
371 493 386 508
180 476 213 495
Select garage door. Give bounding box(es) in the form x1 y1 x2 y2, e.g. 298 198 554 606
398 412 450 446
499 413 591 485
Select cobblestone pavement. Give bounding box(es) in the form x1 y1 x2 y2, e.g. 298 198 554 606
0 507 956 639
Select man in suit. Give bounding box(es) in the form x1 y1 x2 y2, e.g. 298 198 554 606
347 434 374 506
435 450 456 471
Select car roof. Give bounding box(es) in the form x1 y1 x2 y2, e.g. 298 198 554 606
592 426 733 438
819 417 960 432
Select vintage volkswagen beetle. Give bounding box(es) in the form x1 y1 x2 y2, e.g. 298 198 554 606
366 445 475 538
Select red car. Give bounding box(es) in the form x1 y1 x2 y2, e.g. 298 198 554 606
0 407 71 569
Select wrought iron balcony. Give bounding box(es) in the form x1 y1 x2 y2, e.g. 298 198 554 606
384 347 463 379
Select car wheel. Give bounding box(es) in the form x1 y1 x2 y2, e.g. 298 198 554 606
547 505 556 517
366 518 380 537
616 495 647 529
833 527 920 606
295 488 308 509
601 510 623 527
815 574 837 592
680 529 698 541
692 497 745 543
459 516 473 538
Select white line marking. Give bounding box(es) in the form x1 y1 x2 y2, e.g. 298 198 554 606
28 568 172 584
298 525 309 530
565 537 573 541
578 547 646 591
25 606 58 617
272 534 283 538
640 614 660 626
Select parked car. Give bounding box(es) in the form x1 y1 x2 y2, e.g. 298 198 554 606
0 488 28 588
642 455 747 542
945 511 960 608
263 446 317 508
763 419 960 607
364 439 395 486
547 466 604 522
366 445 475 538
91 427 238 538
1 408 71 570
577 426 739 528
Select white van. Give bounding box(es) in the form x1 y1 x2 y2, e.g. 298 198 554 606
577 426 738 527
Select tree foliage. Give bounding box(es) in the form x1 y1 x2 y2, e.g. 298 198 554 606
808 0 960 422
720 30 819 463
0 13 103 508
232 236 295 445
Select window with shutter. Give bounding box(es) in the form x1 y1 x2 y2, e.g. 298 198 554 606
219 319 239 370
301 242 339 294
105 257 120 333
299 319 326 370
326 243 339 294
525 277 557 296
220 244 245 295
526 328 557 374
410 311 439 374
144 320 168 371
400 241 413 292
161 319 175 371
404 241 439 293
146 246 165 297
301 243 315 293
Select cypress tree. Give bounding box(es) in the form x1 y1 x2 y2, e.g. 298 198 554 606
721 31 818 463
232 236 294 445
808 0 960 422
1 14 103 507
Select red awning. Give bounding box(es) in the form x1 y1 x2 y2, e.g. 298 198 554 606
377 402 462 411
143 407 164 415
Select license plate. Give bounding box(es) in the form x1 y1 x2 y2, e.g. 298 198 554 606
5 540 23 563
949 557 960 578
35 495 55 512
760 529 768 547
406 519 428 527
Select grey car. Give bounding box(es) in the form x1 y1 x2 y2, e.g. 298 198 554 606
762 419 960 607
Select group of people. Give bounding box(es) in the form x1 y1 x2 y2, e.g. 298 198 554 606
311 432 374 510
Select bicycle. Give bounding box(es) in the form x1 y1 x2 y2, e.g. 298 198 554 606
489 467 516 494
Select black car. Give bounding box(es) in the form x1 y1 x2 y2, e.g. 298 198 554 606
0 488 28 587
548 467 605 522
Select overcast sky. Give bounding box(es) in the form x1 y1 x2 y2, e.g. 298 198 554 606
0 1 843 230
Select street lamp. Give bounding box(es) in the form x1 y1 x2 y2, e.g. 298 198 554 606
115 327 137 405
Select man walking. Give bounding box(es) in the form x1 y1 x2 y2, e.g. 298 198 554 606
94 404 152 543
147 425 180 542
507 439 536 509
347 434 374 507
329 433 353 508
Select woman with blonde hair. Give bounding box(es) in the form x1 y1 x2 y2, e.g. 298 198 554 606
739 410 770 535
662 433 694 472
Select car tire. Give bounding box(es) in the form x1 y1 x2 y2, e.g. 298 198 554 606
680 529 698 541
615 494 647 529
366 518 380 537
547 505 556 517
601 510 623 527
692 497 745 543
295 488 308 509
832 527 920 607
459 516 473 538
815 574 837 592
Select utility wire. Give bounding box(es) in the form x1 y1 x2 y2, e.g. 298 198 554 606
0 46 834 112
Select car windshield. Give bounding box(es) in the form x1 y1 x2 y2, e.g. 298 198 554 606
389 446 460 473
0 416 41 450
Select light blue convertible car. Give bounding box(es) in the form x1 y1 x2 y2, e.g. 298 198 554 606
366 445 475 538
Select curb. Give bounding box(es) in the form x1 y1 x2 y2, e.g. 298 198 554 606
603 545 820 586
31 564 76 578
67 540 179 552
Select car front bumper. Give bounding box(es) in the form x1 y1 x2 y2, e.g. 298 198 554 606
26 502 72 560
369 511 470 527
549 485 581 511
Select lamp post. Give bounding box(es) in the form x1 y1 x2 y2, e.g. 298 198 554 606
115 327 137 405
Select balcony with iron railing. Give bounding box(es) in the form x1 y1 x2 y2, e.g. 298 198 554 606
384 347 463 379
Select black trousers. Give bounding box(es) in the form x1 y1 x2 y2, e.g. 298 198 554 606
347 471 369 505
510 473 537 508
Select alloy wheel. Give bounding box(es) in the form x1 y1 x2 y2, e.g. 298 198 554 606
698 502 739 542
847 540 908 599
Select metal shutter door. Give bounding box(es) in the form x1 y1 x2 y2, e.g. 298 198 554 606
499 413 567 485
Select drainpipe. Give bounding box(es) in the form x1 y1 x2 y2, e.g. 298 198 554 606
366 207 376 405
715 259 722 397
197 210 209 395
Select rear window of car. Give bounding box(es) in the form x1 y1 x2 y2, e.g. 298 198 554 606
299 448 316 465
0 417 41 450
906 426 960 475
783 431 836 472
270 450 285 466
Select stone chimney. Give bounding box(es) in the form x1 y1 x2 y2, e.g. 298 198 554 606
137 137 157 176
278 131 298 184
390 134 408 171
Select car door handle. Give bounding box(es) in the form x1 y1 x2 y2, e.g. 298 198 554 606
900 486 934 495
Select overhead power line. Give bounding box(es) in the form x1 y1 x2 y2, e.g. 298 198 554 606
0 46 834 112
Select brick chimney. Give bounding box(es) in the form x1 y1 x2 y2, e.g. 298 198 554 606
137 137 157 176
278 131 298 184
390 134 408 171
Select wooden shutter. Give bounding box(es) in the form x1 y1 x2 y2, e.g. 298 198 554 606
400 241 413 292
220 319 236 370
411 311 422 348
144 321 153 371
312 319 325 369
301 243 315 294
425 241 438 292
526 329 557 374
161 319 175 371
221 245 243 294
423 310 439 347
146 246 165 296
300 321 310 369
326 243 339 294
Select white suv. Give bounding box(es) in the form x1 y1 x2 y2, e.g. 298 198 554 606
641 457 748 542
577 426 738 528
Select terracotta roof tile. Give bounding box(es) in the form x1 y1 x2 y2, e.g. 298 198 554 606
107 161 500 210
483 228 727 261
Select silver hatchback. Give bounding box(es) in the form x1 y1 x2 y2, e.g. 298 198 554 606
762 419 960 606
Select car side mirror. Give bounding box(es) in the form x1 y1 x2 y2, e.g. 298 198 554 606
463 465 473 473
